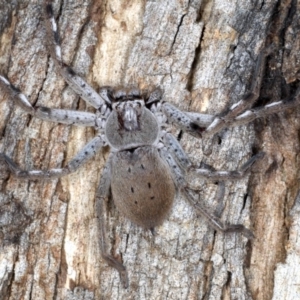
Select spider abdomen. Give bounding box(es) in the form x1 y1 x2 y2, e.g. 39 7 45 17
111 146 176 229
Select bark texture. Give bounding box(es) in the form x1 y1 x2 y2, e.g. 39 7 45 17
0 0 299 299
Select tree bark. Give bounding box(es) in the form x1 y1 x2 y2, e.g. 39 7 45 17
0 0 299 299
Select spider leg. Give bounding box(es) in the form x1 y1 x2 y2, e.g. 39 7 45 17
145 88 163 105
213 181 226 217
35 106 100 127
0 75 105 128
0 75 35 114
192 152 264 181
183 187 254 239
159 147 253 239
95 154 128 289
159 49 270 138
162 102 206 138
183 85 300 134
204 48 270 135
44 2 110 111
1 134 105 179
219 86 300 128
148 88 213 138
161 47 300 138
162 132 192 170
203 46 300 135
185 112 214 127
161 131 228 216
161 130 263 181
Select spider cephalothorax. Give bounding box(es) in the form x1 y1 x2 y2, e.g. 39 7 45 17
0 1 299 289
105 95 159 150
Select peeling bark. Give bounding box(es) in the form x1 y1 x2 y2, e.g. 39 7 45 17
0 0 299 299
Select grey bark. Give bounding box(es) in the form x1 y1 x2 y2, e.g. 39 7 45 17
0 0 299 299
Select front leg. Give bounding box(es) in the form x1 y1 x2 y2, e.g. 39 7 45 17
178 84 300 136
204 47 271 135
161 46 300 138
161 50 263 138
1 135 105 179
162 102 206 138
223 86 300 127
44 2 109 111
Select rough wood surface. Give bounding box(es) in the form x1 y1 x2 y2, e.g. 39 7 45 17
0 0 299 299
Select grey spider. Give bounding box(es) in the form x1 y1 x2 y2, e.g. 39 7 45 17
0 2 300 289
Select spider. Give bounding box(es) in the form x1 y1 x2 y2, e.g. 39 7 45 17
0 2 300 289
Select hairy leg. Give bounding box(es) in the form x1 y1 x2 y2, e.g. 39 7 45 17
44 1 110 111
0 74 102 128
1 134 105 179
192 152 264 181
159 147 254 239
95 154 128 288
